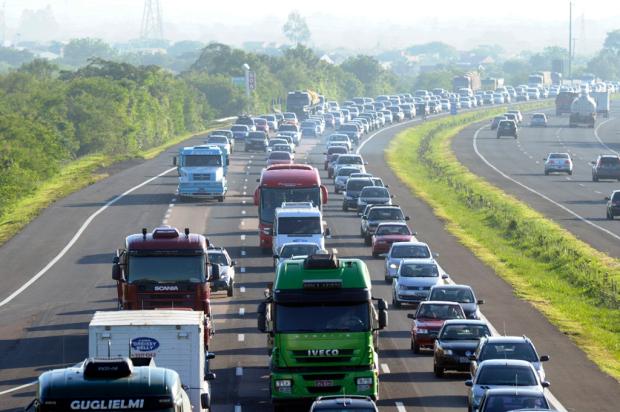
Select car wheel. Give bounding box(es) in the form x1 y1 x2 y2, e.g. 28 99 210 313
433 363 444 378
544 170 549 176
372 251 379 258
568 170 572 175
385 274 391 283
364 236 372 246
218 196 225 202
342 203 348 211
413 341 420 354
593 175 599 182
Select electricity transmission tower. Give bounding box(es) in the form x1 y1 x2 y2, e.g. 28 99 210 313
140 0 164 40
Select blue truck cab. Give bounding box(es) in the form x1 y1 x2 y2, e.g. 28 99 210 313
175 145 228 202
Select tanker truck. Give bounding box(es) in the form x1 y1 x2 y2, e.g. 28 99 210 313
569 93 597 128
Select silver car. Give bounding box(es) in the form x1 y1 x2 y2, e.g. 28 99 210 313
384 241 433 282
392 258 448 307
530 113 548 127
466 359 549 412
356 186 392 213
544 152 573 175
273 242 324 268
334 166 364 194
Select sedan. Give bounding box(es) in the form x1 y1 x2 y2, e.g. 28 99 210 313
384 241 432 282
266 151 293 166
606 190 620 219
544 153 573 175
408 301 465 353
357 186 393 213
372 222 415 257
428 284 484 319
478 388 550 412
466 359 550 412
433 319 492 377
530 113 548 127
392 259 448 307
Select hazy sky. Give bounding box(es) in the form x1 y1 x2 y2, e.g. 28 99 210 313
3 1 617 53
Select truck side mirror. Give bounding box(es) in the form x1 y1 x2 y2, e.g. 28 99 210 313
253 188 260 206
205 352 216 360
320 185 328 204
257 301 268 333
378 309 388 330
204 372 216 381
172 156 177 166
112 264 123 281
377 298 387 311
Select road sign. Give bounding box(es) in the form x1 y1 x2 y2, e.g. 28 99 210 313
248 71 256 90
231 76 245 87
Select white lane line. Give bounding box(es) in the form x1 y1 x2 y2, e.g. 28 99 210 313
0 381 36 396
356 118 420 154
380 363 390 374
241 210 246 215
578 183 585 187
242 200 247 204
240 220 245 226
240 267 246 273
236 366 244 376
243 191 247 196
244 178 248 182
241 250 246 256
0 167 177 308
395 401 407 412
239 307 245 316
243 186 247 190
240 234 246 241
162 219 168 225
238 334 245 342
473 124 620 242
168 203 175 208
240 286 246 293
595 190 602 194
234 405 242 412
593 117 618 155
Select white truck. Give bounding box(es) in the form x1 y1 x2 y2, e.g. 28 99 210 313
271 202 330 256
592 90 610 118
88 310 216 412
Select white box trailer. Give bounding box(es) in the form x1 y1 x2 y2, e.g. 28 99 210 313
592 91 610 117
89 310 215 412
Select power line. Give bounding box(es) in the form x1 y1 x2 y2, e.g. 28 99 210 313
140 0 163 40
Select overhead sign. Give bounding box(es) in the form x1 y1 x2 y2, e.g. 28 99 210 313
232 76 245 87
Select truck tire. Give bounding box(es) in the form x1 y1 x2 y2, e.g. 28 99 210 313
227 283 234 297
218 196 225 203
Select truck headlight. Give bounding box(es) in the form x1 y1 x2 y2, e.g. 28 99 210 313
275 379 292 392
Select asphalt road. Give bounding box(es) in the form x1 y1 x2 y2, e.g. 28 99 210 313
0 111 619 412
453 104 620 258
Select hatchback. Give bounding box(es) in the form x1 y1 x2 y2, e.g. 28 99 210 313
544 153 572 175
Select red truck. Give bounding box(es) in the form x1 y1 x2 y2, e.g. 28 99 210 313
112 226 217 346
254 164 328 252
555 91 578 116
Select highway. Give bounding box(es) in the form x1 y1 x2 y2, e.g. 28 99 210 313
453 104 620 259
1 111 619 412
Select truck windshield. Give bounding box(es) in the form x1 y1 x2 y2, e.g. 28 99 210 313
183 155 221 167
277 216 321 235
259 187 321 223
276 302 370 332
127 254 206 283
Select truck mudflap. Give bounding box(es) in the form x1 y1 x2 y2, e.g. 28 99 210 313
270 367 378 403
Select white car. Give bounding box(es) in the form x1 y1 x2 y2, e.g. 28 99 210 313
544 152 573 175
205 135 231 157
207 247 236 297
384 241 433 282
273 242 326 268
327 134 352 151
392 258 448 307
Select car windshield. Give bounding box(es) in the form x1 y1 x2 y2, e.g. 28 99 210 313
429 287 475 303
280 244 319 258
376 225 410 236
533 114 545 120
347 180 374 191
361 187 389 198
391 245 429 258
416 304 464 320
183 155 221 167
338 156 363 165
269 140 287 147
259 188 321 224
254 119 266 125
207 136 228 144
368 208 404 221
207 252 228 266
127 254 206 283
231 125 248 131
400 263 438 277
280 125 298 132
301 121 315 127
338 168 359 177
270 152 291 160
328 146 348 155
248 132 266 139
340 125 357 131
439 324 491 340
276 302 370 332
331 136 349 142
480 342 539 362
277 216 321 235
549 153 568 159
476 365 537 386
483 394 549 411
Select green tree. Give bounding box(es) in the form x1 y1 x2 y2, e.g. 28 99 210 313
603 29 620 54
282 11 311 45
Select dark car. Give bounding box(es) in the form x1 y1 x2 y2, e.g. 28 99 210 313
245 131 269 152
361 205 409 242
497 120 518 139
338 123 362 145
478 388 550 412
428 284 484 319
230 124 250 142
342 178 375 211
407 301 466 353
310 395 378 412
236 115 256 131
433 319 492 377
324 145 349 170
606 190 620 219
591 154 620 181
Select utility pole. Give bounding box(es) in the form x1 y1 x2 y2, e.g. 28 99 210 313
568 1 573 81
140 0 164 40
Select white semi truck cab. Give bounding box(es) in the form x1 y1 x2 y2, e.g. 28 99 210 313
271 202 330 256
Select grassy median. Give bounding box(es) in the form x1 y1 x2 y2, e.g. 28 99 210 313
0 122 229 247
386 106 620 380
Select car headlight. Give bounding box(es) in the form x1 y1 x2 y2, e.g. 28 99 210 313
389 263 399 269
443 349 453 355
417 328 428 334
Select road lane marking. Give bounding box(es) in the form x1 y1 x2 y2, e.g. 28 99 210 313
240 234 246 241
593 117 618 155
0 166 178 308
241 210 246 215
240 267 246 273
356 118 420 154
234 405 242 412
0 381 36 396
239 307 245 316
380 363 390 374
240 286 246 293
395 401 406 412
595 191 602 194
168 203 175 208
236 366 243 376
473 124 620 242
238 334 245 342
241 250 246 256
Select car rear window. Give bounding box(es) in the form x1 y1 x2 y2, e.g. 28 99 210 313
361 187 389 197
549 153 569 159
347 179 374 191
391 245 429 258
339 156 363 165
337 168 359 177
480 342 538 362
369 208 404 220
600 157 620 166
376 224 410 236
269 152 291 160
476 365 537 386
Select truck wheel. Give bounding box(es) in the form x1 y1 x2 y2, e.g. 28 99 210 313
372 251 379 258
227 283 234 297
593 175 599 182
606 210 612 220
433 364 444 378
218 196 225 202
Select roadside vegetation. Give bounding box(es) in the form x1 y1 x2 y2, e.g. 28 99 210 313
387 107 620 380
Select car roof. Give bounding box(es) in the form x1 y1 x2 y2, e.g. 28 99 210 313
430 284 473 291
482 335 531 343
400 257 436 264
442 319 489 326
420 300 462 306
482 387 546 396
376 221 408 227
390 241 428 248
312 395 377 409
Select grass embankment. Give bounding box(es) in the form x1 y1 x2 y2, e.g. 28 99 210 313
0 121 230 246
387 105 620 380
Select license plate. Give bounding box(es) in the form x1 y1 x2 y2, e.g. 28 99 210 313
315 380 333 387
459 356 470 363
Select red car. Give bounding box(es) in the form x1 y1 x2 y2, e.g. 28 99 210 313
407 301 465 353
371 222 414 258
266 151 293 166
253 117 269 133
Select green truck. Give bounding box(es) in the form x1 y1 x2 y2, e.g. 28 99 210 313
257 254 388 410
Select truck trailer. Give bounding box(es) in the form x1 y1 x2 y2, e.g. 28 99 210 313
452 72 481 92
257 254 388 410
89 310 216 412
592 90 610 118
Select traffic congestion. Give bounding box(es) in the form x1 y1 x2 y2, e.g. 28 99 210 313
20 74 619 412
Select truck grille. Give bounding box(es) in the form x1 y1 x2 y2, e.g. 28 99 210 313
292 349 354 363
136 293 195 309
192 173 211 181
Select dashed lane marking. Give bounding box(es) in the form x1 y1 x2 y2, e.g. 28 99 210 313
380 363 390 374
0 381 36 396
240 234 246 241
241 250 246 256
234 405 242 412
240 286 246 293
236 367 243 376
240 267 246 273
241 210 246 215
238 334 245 342
395 401 406 412
239 307 245 316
